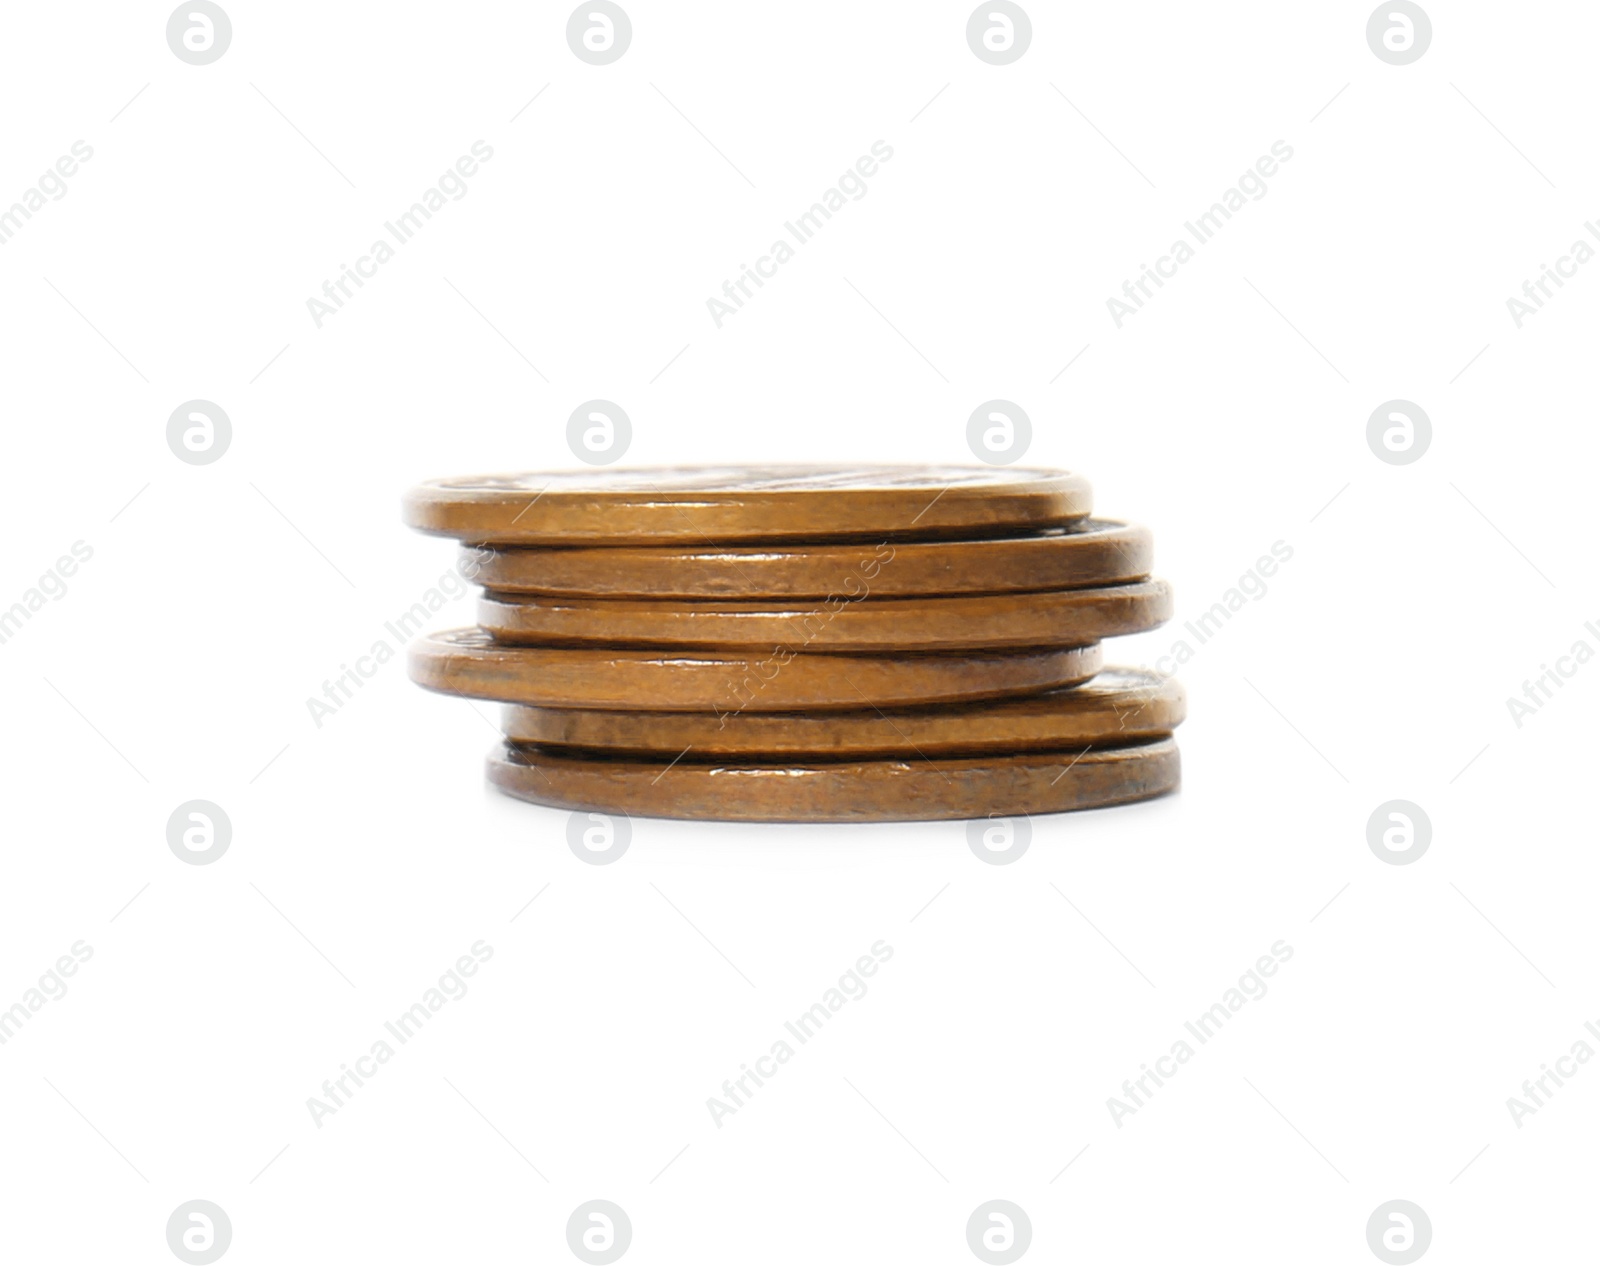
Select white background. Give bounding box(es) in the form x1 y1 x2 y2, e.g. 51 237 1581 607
1 1 1595 1262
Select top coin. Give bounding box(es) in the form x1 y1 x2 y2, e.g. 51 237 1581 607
401 465 1092 545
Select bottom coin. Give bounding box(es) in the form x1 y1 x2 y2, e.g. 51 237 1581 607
485 737 1180 823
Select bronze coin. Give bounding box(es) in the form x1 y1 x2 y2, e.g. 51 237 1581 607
402 465 1092 545
485 737 1180 822
408 627 1103 712
477 580 1172 651
466 518 1152 599
502 667 1185 757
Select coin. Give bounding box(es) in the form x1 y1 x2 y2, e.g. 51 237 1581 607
403 465 1092 545
466 518 1152 599
477 580 1172 651
485 736 1180 822
502 667 1184 757
409 627 1103 711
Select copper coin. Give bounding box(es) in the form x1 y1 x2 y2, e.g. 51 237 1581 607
409 628 1103 712
402 465 1092 545
477 580 1172 652
485 737 1180 822
466 518 1151 599
502 667 1185 757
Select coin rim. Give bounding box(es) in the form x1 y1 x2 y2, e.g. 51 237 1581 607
485 735 1181 822
475 580 1173 651
499 667 1185 756
465 517 1152 598
409 627 1104 710
403 465 1092 544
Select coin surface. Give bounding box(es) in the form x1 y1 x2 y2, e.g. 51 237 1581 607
403 465 1092 544
410 627 1104 711
465 518 1151 598
477 580 1172 651
502 667 1184 757
485 737 1180 822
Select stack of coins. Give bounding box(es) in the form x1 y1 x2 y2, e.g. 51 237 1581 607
402 467 1183 822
